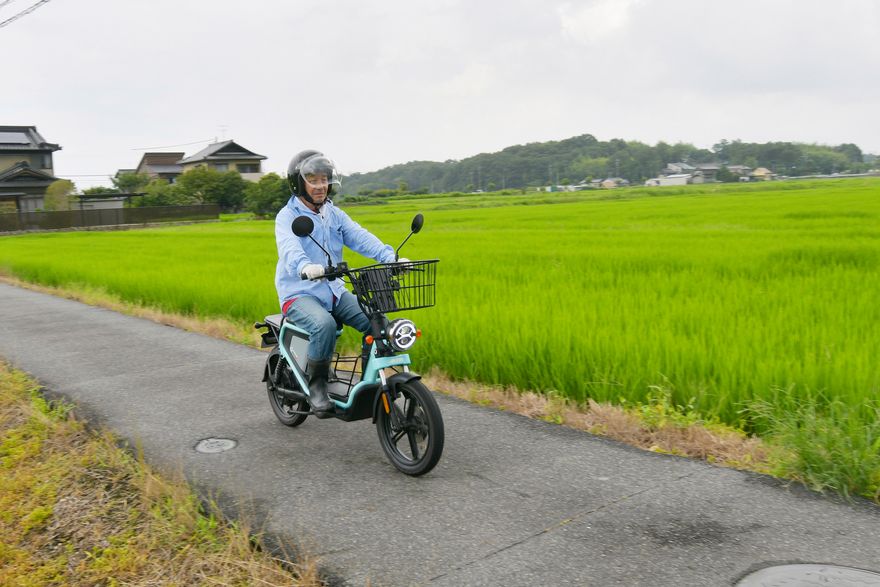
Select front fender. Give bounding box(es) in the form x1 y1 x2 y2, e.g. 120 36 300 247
372 372 422 422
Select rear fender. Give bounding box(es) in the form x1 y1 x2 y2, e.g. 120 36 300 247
262 348 279 383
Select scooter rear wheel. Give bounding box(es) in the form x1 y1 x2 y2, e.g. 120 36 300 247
266 352 309 427
376 380 444 476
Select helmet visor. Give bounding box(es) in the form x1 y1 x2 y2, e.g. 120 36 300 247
299 154 341 190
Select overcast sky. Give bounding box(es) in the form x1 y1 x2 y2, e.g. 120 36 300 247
3 0 879 188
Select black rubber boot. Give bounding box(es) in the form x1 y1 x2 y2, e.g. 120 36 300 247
306 359 334 419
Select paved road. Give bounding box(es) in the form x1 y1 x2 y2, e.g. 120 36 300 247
1 282 878 586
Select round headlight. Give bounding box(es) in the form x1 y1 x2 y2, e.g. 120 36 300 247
387 319 418 351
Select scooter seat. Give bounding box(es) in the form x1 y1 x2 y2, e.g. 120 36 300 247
265 313 284 330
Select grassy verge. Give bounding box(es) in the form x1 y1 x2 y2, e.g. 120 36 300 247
0 361 321 586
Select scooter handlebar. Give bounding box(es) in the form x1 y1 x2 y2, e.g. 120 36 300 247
301 262 349 282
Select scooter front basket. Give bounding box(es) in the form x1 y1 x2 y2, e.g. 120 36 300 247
350 259 438 315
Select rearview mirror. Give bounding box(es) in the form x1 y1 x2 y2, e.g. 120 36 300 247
411 213 424 234
292 216 314 237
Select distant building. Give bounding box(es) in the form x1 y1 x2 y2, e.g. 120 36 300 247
662 162 697 175
0 125 62 212
74 193 129 210
135 152 185 183
544 183 594 192
177 140 266 181
657 174 692 186
694 164 719 183
726 165 752 176
750 167 776 181
601 177 629 189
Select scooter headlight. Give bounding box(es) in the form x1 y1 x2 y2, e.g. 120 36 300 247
387 319 419 351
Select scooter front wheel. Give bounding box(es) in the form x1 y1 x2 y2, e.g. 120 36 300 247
376 380 444 476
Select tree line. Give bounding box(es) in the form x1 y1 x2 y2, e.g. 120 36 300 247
62 135 874 215
339 135 875 195
76 167 291 216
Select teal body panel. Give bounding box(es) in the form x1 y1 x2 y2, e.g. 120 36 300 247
336 351 411 410
277 321 310 391
276 321 412 411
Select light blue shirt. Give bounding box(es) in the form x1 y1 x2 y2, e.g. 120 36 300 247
275 197 396 310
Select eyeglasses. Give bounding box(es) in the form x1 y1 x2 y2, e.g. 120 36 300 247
303 173 329 186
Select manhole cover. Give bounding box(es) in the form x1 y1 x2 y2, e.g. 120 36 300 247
195 438 237 454
737 564 880 586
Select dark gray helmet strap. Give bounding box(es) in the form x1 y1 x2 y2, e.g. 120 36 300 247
299 192 326 210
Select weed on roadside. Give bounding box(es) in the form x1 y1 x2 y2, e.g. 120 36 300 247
747 395 880 502
0 362 322 586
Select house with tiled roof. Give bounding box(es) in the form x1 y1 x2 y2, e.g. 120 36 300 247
134 152 185 183
177 140 266 181
0 125 62 212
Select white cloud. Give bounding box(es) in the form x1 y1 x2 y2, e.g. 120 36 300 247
557 0 646 44
1 0 878 187
438 63 495 97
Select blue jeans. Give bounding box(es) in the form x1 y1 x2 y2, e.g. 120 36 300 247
284 291 370 361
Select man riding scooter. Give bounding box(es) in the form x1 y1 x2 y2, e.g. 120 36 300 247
273 150 405 417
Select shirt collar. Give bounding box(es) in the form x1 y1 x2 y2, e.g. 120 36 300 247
287 196 332 216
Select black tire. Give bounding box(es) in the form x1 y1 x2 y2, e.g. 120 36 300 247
266 351 309 427
376 380 444 476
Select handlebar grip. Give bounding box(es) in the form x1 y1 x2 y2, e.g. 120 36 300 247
301 267 330 281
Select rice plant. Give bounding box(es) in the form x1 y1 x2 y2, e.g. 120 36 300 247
2 178 879 497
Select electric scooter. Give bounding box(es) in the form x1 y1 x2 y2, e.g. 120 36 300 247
254 214 443 475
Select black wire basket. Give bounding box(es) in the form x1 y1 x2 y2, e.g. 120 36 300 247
350 259 438 315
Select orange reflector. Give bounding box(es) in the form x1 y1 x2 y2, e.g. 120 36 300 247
365 335 374 345
382 393 390 413
416 329 422 338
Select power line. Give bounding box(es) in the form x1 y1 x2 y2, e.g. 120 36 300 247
131 138 215 151
0 0 19 11
0 0 51 29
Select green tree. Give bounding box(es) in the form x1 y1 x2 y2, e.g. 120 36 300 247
43 179 76 211
82 186 120 195
244 173 289 217
716 166 738 183
337 134 871 193
834 143 863 164
111 172 151 193
570 156 609 181
131 179 189 207
175 167 248 211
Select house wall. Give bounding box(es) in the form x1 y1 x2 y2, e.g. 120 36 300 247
231 161 261 174
181 160 263 178
0 153 53 172
16 194 44 212
658 175 690 186
78 198 125 210
0 183 50 212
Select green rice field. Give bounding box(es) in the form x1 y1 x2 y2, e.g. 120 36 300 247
2 179 879 497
